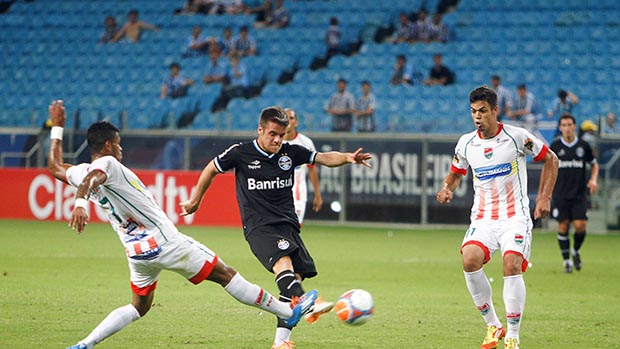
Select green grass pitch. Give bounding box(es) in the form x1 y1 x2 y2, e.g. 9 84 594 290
1 219 619 348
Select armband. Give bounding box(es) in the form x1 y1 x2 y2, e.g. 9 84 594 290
74 198 88 210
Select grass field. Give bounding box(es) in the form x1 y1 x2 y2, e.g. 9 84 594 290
1 219 619 349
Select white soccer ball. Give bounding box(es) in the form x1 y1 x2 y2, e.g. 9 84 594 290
334 289 374 325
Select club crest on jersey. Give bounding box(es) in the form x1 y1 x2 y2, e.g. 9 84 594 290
278 155 292 171
248 160 261 170
514 234 524 245
453 153 460 163
576 147 584 157
484 147 493 159
277 239 290 250
524 138 534 151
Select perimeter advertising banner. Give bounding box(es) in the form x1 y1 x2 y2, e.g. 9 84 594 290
0 168 241 227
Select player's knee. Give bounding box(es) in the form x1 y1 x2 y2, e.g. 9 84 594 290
502 255 523 276
132 301 151 317
462 254 484 272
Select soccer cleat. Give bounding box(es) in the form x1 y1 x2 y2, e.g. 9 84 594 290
504 337 520 349
572 250 582 271
66 344 88 349
304 297 335 323
563 260 573 273
271 341 295 349
286 290 318 327
481 325 506 349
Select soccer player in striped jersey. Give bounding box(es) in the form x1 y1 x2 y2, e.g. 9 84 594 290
47 101 317 349
436 86 558 349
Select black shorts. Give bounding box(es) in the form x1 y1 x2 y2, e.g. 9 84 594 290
245 223 317 279
551 197 588 222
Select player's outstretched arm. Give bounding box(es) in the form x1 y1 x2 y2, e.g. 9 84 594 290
180 160 220 216
308 165 323 212
436 172 462 204
47 100 72 184
70 170 107 234
534 149 558 219
314 148 372 168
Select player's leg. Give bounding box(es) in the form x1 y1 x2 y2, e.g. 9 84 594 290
570 198 589 271
272 255 305 348
553 200 573 273
502 253 525 348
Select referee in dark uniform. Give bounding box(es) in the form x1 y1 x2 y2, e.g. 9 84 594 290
550 113 599 273
181 106 371 348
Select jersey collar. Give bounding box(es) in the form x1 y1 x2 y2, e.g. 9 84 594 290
477 122 503 139
253 139 276 158
560 136 578 148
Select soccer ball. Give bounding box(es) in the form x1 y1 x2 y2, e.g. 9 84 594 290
334 289 374 325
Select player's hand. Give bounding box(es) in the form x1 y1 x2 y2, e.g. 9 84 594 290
534 196 551 219
179 200 199 216
69 207 89 234
313 194 323 212
436 187 453 204
349 148 372 167
587 180 598 195
49 100 66 127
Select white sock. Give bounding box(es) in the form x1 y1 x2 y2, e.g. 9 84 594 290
273 327 292 346
503 275 526 340
464 269 502 327
81 304 140 347
224 273 293 319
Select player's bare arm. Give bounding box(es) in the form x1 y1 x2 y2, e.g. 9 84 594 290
47 100 72 184
315 148 372 167
180 160 219 216
70 170 108 234
534 149 559 219
436 172 462 204
588 162 599 195
308 165 323 212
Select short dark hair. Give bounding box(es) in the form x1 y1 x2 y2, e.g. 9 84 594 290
469 85 498 109
330 17 339 25
170 62 180 70
491 75 500 81
259 106 289 128
240 25 248 31
87 121 120 152
517 83 526 90
558 89 567 99
397 54 406 61
338 78 347 84
559 113 576 125
128 9 138 16
361 80 370 86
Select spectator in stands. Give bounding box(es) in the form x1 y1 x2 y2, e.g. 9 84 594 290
160 62 195 99
245 0 272 27
603 112 620 134
326 78 355 132
411 8 431 42
354 81 376 132
265 0 290 29
112 9 160 43
429 14 449 43
217 26 235 56
185 26 211 57
222 53 249 99
510 84 543 137
232 25 257 57
424 53 455 86
210 0 244 15
325 16 343 59
490 75 513 121
174 0 214 15
99 16 119 44
580 120 600 158
547 89 579 121
391 54 421 85
202 49 227 84
389 13 414 44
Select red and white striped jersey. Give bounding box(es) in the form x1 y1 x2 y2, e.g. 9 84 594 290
284 132 317 204
451 123 549 222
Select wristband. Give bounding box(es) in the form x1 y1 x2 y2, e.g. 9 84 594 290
74 198 88 210
50 126 63 140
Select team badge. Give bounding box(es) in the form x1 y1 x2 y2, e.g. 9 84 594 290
484 147 493 159
453 153 459 163
277 239 290 250
576 147 584 158
514 234 524 245
524 138 534 151
278 155 292 171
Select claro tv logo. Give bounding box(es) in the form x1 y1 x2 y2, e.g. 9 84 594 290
27 173 197 224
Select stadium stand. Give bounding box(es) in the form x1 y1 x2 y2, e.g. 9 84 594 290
1 0 620 137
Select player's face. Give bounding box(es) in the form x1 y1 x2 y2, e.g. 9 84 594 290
286 111 298 132
470 100 498 136
559 118 576 140
257 121 287 154
108 133 123 161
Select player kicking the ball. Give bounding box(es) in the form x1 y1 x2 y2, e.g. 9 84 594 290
181 106 371 348
437 86 558 349
47 100 317 349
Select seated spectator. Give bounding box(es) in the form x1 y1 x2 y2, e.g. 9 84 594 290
160 62 195 99
490 75 513 121
185 26 211 57
429 14 449 43
510 84 543 136
411 8 431 42
326 78 355 132
245 0 272 27
112 9 160 43
265 0 290 28
174 0 214 15
99 16 119 44
354 81 376 132
209 0 244 15
203 49 227 84
391 54 421 85
547 89 579 120
325 16 343 59
232 25 257 57
603 112 620 134
217 26 235 56
389 13 414 44
222 53 249 99
423 53 455 85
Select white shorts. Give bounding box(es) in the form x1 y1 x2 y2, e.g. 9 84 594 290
128 232 218 295
294 199 307 224
461 217 532 272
